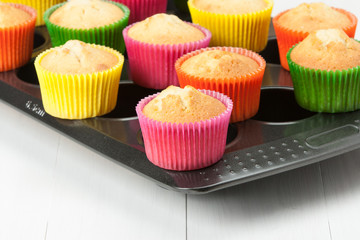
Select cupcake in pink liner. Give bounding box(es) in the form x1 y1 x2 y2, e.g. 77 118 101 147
123 13 211 89
136 85 233 171
111 0 167 24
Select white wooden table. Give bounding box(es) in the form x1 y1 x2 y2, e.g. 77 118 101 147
1 1 360 239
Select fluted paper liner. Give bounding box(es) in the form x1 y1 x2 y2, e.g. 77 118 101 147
273 8 357 71
43 1 130 53
0 3 37 72
187 0 273 52
175 47 266 123
111 0 167 24
34 44 124 119
287 45 360 113
123 23 211 89
136 89 233 171
1 0 65 26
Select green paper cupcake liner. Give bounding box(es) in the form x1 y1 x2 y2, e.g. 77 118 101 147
43 1 130 53
287 46 360 113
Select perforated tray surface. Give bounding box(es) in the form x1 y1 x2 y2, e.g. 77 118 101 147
2 5 360 194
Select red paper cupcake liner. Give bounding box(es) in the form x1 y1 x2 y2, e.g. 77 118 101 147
0 3 37 72
123 23 212 89
175 47 266 123
136 89 233 171
273 7 357 71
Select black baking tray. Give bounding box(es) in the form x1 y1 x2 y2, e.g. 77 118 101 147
2 4 360 194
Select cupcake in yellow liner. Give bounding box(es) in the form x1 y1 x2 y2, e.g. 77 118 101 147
34 40 124 119
287 29 360 113
273 3 357 71
1 0 66 26
188 0 273 52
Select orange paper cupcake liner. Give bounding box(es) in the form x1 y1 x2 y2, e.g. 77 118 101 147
1 0 66 26
273 7 357 71
175 47 266 123
0 3 37 72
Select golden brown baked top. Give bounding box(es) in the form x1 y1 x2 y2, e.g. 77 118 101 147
191 0 268 14
49 0 124 29
180 50 259 79
128 13 205 44
143 85 226 123
290 29 360 71
0 4 32 28
278 3 351 32
40 40 119 74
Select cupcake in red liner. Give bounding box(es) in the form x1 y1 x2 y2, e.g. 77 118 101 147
111 0 167 24
0 3 37 72
136 85 233 171
123 13 211 89
273 3 357 71
175 47 266 123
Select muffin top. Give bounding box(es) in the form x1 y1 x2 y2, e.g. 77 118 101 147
143 85 226 123
290 29 360 71
49 0 124 29
278 3 351 32
191 0 268 14
0 4 32 28
180 50 259 79
127 13 205 44
40 40 119 74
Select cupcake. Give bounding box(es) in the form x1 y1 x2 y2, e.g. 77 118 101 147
175 47 266 123
44 0 130 53
273 2 357 70
112 0 167 24
0 3 37 72
187 0 273 52
34 40 124 119
123 13 211 89
1 0 65 26
287 28 360 113
136 85 233 171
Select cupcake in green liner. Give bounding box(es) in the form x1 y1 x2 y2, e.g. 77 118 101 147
43 0 129 54
287 28 360 113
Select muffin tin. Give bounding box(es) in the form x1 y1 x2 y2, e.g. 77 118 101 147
2 6 360 194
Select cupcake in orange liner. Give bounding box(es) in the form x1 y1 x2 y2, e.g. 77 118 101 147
123 13 211 89
136 85 233 171
1 0 65 26
273 3 357 71
287 28 360 113
111 0 167 24
187 0 273 52
175 47 266 123
0 3 37 72
34 40 124 119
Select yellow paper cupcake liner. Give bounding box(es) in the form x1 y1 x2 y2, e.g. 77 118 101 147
1 0 66 26
188 0 273 52
34 44 124 119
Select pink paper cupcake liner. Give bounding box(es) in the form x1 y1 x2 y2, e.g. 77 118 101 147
123 23 211 89
136 89 233 171
111 0 167 24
